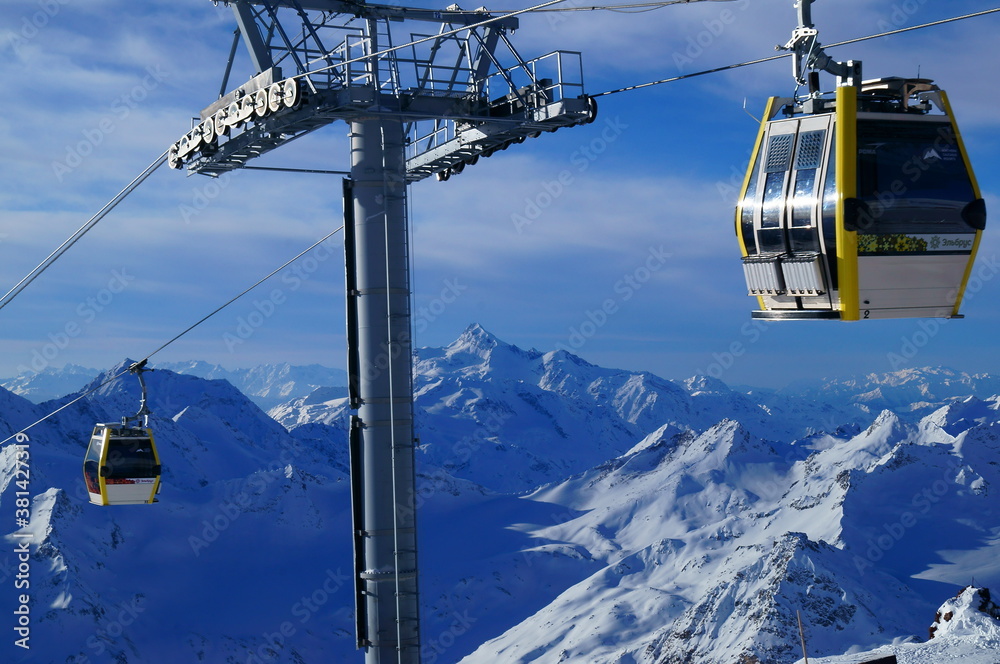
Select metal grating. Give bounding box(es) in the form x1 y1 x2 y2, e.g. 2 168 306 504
742 254 786 295
795 130 825 170
765 133 794 172
780 253 826 295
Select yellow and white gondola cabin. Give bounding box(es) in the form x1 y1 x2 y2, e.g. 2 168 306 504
736 77 986 320
83 423 161 506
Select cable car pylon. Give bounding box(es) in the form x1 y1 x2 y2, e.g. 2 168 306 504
168 2 596 661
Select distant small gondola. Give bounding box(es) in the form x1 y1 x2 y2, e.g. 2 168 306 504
736 2 985 320
83 360 162 506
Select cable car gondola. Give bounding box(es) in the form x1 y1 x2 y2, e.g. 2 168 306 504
83 361 162 506
735 2 985 321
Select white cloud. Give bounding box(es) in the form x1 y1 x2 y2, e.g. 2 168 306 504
1 0 998 383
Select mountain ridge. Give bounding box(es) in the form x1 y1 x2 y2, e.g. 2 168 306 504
2 324 999 663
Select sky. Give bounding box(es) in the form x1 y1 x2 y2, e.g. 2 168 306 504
1 0 998 389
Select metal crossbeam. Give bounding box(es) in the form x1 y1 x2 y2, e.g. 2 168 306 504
171 2 592 180
220 0 520 26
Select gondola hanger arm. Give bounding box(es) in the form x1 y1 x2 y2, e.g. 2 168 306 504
124 360 153 428
777 0 861 87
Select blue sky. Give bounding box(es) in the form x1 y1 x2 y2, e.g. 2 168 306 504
1 0 998 388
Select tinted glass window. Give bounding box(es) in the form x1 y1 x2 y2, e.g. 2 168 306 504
85 433 104 463
105 436 158 478
857 120 975 204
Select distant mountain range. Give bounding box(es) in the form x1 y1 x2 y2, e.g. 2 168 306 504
2 360 348 409
0 363 98 404
1 324 998 663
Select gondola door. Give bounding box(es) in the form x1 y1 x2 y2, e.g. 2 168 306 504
739 109 838 317
83 426 106 505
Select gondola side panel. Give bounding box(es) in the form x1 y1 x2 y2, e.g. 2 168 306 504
737 96 781 313
97 427 111 506
145 428 161 504
835 85 860 321
939 89 987 317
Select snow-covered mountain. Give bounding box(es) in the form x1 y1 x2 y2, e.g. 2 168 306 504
1 363 97 403
3 360 348 409
152 360 348 410
810 586 1000 663
274 324 879 493
2 361 354 664
2 325 999 663
455 402 1000 663
778 366 1000 418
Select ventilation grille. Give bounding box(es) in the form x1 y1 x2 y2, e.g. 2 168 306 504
795 130 825 170
765 134 794 173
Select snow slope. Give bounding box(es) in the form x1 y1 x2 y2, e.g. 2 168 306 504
2 326 999 663
807 586 1000 664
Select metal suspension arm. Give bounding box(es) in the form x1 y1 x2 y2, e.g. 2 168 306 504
124 360 152 428
779 0 861 87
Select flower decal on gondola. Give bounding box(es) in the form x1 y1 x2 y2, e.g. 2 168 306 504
858 234 929 254
858 235 878 253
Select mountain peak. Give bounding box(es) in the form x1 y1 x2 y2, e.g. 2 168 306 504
929 586 1000 641
442 324 542 366
682 374 731 394
453 323 500 353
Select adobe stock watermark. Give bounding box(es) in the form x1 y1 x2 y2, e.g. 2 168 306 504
179 172 234 224
450 410 513 468
16 268 135 375
852 457 964 575
79 595 146 659
520 506 582 568
555 244 672 353
188 437 306 556
223 238 338 352
542 0 604 30
414 278 467 334
423 608 477 664
876 0 928 31
397 412 514 524
6 0 71 56
11 432 31 651
52 65 170 182
886 254 1000 370
511 116 628 235
716 146 756 205
246 568 349 664
672 0 751 72
696 318 771 380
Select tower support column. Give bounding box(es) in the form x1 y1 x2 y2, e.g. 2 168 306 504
345 116 421 664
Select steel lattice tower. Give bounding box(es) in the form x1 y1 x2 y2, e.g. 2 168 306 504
169 2 595 661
